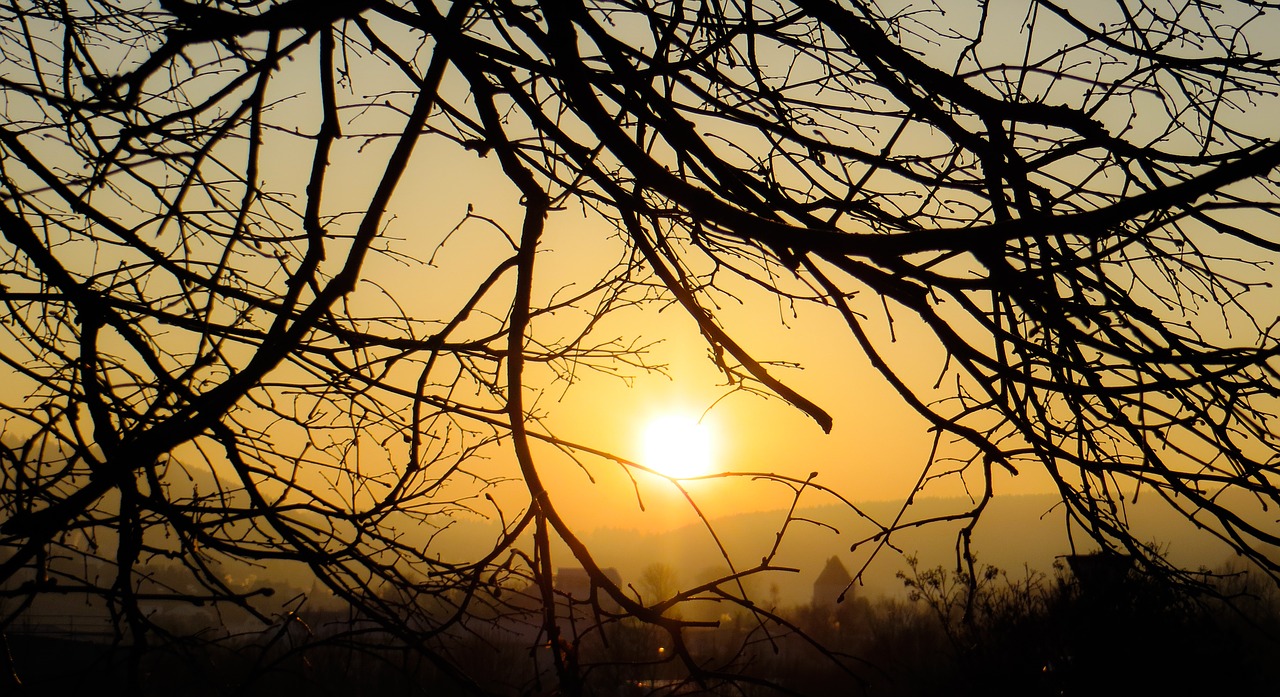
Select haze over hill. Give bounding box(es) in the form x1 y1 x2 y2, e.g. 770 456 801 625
570 492 1253 606
6 431 1251 624
6 485 1257 639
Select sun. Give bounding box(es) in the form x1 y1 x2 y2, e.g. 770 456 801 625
640 414 715 478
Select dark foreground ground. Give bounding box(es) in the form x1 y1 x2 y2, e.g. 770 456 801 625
5 562 1280 697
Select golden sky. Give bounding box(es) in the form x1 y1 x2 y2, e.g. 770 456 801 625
6 0 1277 574
352 138 1062 534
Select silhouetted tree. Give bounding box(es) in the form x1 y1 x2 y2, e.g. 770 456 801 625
3 0 1280 693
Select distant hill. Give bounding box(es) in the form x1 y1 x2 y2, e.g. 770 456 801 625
574 492 1247 607
4 428 1247 615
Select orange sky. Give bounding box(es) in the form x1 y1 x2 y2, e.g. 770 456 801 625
353 164 1062 532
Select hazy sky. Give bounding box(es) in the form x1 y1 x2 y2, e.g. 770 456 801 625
9 0 1278 575
353 135 1061 534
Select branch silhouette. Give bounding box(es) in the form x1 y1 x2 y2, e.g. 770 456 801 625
2 1 1280 694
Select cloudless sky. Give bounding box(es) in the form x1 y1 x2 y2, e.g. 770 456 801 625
358 134 1060 534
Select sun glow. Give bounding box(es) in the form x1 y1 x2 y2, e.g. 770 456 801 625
640 414 715 478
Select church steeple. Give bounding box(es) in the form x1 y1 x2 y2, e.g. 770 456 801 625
813 555 853 607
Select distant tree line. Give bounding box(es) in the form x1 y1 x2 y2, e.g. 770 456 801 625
6 558 1279 695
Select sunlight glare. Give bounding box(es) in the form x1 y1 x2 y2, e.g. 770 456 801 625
641 414 714 478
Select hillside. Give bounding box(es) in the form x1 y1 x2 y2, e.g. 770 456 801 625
575 491 1245 606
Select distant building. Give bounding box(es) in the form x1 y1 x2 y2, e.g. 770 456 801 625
484 567 626 644
812 556 853 608
1064 552 1134 595
555 567 623 611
